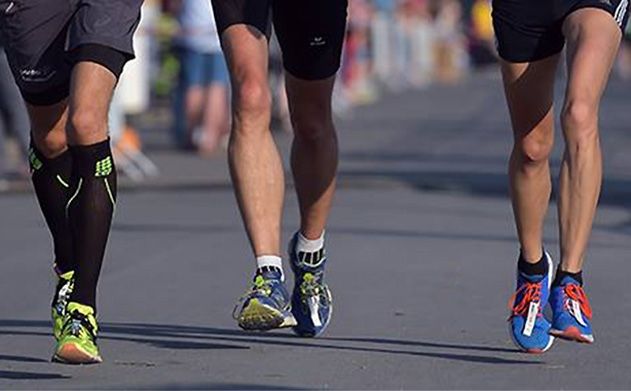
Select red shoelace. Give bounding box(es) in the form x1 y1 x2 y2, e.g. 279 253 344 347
508 281 542 318
564 284 593 319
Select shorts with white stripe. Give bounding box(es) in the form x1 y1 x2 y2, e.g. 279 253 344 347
493 0 630 63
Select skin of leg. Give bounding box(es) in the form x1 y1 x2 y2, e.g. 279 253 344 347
200 82 229 152
500 55 559 263
27 101 69 159
66 62 117 145
558 8 622 272
221 25 284 257
285 73 338 240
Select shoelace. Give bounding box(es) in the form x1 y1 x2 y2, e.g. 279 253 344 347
564 283 592 319
232 275 275 320
508 281 542 318
54 279 74 315
299 273 329 305
63 311 97 340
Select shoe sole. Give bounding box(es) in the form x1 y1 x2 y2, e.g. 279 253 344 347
508 253 555 354
52 343 102 365
237 298 297 331
550 327 594 344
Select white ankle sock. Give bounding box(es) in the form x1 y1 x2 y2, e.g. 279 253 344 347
256 255 284 281
296 231 325 253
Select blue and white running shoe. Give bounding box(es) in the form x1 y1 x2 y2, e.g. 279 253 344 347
289 233 333 337
549 276 594 343
508 252 554 353
233 268 296 331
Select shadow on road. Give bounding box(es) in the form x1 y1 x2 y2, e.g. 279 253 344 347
0 369 69 380
0 320 541 366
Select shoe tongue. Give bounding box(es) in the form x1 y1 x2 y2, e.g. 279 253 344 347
256 267 282 281
560 275 581 286
519 271 545 283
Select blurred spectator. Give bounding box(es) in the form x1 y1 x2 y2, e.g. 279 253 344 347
112 0 159 181
468 0 496 66
0 42 29 181
431 0 469 83
171 0 229 155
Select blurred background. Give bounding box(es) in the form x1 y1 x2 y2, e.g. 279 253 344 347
1 0 630 189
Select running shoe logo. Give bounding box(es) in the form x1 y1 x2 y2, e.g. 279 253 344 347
523 301 539 337
310 37 326 47
568 299 588 326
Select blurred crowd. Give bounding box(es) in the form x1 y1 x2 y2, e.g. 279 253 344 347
2 0 631 184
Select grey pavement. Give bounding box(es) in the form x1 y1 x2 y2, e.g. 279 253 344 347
1 70 631 389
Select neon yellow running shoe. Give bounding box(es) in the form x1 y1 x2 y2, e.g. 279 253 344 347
53 302 102 364
52 270 74 341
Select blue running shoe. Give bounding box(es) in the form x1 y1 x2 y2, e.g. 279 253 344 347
549 276 594 343
233 268 297 331
288 233 333 337
508 252 554 353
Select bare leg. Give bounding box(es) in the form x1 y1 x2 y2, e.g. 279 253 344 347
286 73 338 240
222 25 284 257
558 9 622 272
500 55 559 263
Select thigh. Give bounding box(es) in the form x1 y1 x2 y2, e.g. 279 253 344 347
500 55 559 139
0 0 74 105
492 0 565 62
273 0 348 80
562 8 623 107
211 0 273 39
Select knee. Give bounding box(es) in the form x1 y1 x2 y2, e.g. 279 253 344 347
515 135 553 166
32 130 67 159
561 100 599 147
233 78 271 127
69 108 107 143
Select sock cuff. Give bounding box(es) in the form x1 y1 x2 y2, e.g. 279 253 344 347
256 255 284 280
70 139 114 177
296 231 325 253
29 141 72 172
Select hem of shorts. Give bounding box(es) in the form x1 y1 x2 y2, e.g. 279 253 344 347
283 65 340 81
217 21 271 40
67 37 135 62
22 85 70 106
566 3 628 31
497 49 564 64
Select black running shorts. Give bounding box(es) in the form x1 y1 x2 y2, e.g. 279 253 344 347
493 0 631 62
0 0 142 105
211 0 348 80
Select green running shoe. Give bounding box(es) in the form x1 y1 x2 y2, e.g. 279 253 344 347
53 302 102 364
51 270 74 341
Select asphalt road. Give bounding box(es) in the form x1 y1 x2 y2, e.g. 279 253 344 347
1 70 631 389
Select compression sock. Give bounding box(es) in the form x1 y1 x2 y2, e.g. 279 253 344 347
67 139 117 309
29 142 75 275
517 249 547 276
